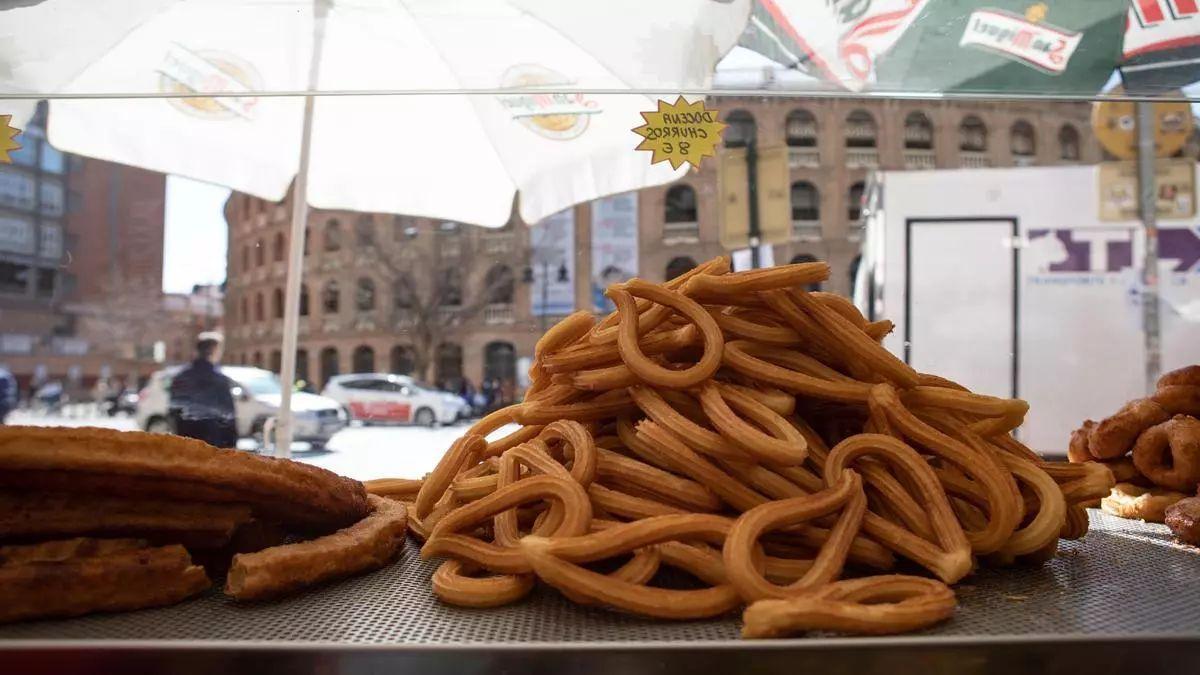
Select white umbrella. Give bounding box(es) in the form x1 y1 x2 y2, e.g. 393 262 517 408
0 0 749 455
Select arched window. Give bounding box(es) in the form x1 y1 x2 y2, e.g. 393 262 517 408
789 253 822 292
664 185 698 223
355 215 375 248
299 284 310 316
240 296 249 323
904 112 933 150
296 348 309 383
484 342 517 384
848 182 865 222
845 110 877 148
273 231 286 262
253 351 263 368
303 227 311 256
436 343 463 386
790 181 819 222
355 277 376 312
272 287 284 319
254 292 264 321
322 280 340 314
390 345 416 375
484 264 515 304
665 256 698 282
319 347 339 387
394 273 415 309
959 116 988 152
725 110 756 148
438 268 462 307
241 245 250 272
323 218 342 252
1011 120 1036 157
269 349 282 374
1059 124 1081 161
785 109 817 147
254 238 265 267
352 345 375 373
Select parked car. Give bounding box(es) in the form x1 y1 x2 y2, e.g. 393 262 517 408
136 365 348 448
321 373 466 427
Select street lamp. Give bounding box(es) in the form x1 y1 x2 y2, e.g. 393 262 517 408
522 255 570 333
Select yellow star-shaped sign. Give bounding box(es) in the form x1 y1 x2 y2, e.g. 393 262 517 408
0 115 21 164
632 96 725 170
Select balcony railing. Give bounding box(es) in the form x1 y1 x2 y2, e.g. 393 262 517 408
845 149 879 169
788 148 820 169
903 149 936 170
481 232 515 256
960 151 990 168
1013 155 1037 167
484 303 515 325
663 220 699 242
792 221 822 241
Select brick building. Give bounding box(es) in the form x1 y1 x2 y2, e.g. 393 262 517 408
0 102 171 394
223 96 1099 393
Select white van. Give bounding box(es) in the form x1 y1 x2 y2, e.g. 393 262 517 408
136 365 348 448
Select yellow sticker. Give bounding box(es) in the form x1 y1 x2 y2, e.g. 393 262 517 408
0 115 21 165
631 96 725 170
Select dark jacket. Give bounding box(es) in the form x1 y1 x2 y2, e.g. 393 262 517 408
168 359 237 448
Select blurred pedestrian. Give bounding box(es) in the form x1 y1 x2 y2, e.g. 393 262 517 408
169 332 238 448
0 366 16 424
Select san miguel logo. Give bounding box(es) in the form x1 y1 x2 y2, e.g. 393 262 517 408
157 44 263 120
959 4 1083 74
497 64 600 141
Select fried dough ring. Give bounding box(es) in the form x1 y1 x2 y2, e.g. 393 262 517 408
684 262 829 297
1068 421 1096 463
520 513 740 619
225 495 407 601
1158 365 1200 388
595 447 722 512
723 340 872 403
788 290 919 389
1101 482 1186 523
741 575 956 638
608 280 724 389
825 434 973 583
363 478 423 501
868 385 1020 555
422 475 591 574
699 382 808 466
586 256 730 346
1131 416 1200 492
723 471 866 601
536 420 598 489
709 307 803 346
415 433 485 519
431 559 534 608
993 454 1067 557
630 385 746 463
1152 385 1200 417
1088 398 1169 460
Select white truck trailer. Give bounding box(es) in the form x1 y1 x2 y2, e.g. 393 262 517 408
854 165 1200 454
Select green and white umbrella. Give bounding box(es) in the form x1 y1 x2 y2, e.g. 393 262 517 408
738 0 1127 96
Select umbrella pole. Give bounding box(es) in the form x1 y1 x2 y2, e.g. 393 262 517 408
274 94 315 459
274 0 328 458
1136 101 1161 396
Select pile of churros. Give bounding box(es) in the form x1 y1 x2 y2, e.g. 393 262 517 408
0 426 408 623
369 256 1114 638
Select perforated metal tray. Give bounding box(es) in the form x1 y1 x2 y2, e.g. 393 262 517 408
2 510 1199 674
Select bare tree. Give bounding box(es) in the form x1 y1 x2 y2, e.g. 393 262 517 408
366 226 516 385
71 272 168 362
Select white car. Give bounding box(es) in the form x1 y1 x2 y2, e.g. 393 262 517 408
136 365 348 448
321 373 466 427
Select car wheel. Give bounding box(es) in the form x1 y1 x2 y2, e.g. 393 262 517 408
414 408 437 428
146 417 171 434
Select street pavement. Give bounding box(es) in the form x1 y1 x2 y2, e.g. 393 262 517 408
5 410 499 482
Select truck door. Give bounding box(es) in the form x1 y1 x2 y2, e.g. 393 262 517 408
906 218 1018 400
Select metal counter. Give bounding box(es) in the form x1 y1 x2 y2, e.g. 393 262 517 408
2 510 1198 674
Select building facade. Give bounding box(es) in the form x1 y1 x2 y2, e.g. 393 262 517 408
223 96 1099 393
0 103 172 395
